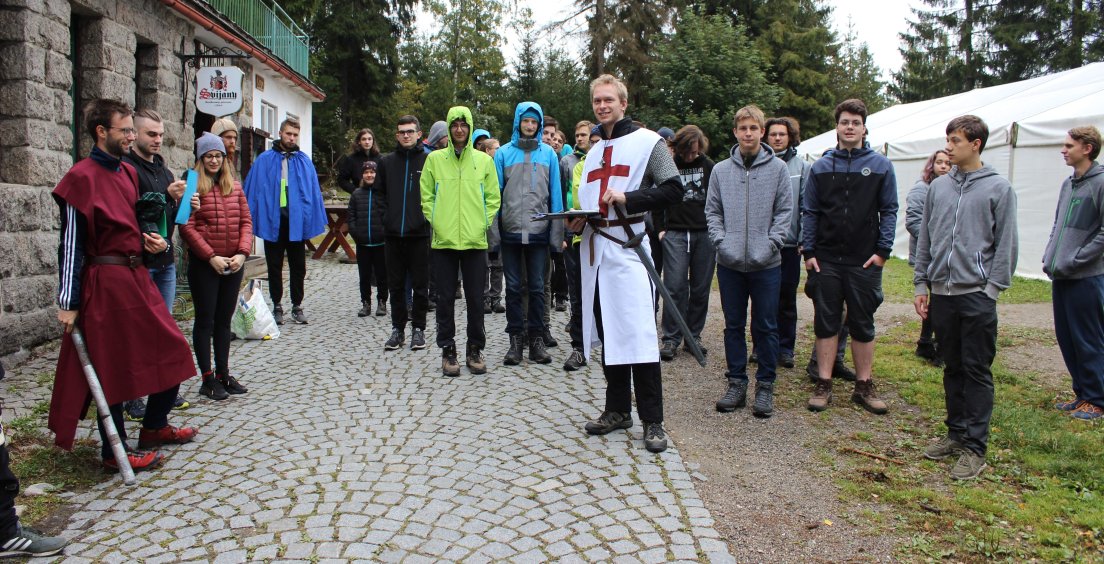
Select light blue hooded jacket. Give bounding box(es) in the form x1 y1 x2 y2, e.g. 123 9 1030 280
492 101 563 247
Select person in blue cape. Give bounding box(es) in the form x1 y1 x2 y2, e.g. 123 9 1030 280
243 117 326 325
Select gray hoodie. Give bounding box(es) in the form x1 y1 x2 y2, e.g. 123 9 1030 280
705 142 793 272
913 164 1018 300
1042 163 1104 280
905 178 931 265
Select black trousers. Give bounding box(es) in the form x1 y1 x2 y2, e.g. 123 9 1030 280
263 215 306 307
356 244 388 303
432 249 487 349
0 435 18 539
188 253 244 376
96 385 178 460
565 243 584 349
386 236 430 330
594 277 663 422
550 252 568 300
930 292 997 456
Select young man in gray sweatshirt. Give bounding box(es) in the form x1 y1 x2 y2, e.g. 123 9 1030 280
705 105 793 418
1042 125 1104 421
913 115 1018 480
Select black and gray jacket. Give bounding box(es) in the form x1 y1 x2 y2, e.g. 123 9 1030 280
1042 163 1104 280
374 145 429 238
662 154 715 232
913 165 1018 300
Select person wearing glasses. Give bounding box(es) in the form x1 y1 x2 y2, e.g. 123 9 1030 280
374 116 432 351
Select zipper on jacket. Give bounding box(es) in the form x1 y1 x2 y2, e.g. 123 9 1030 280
400 156 410 236
744 167 750 265
941 177 966 291
367 188 374 245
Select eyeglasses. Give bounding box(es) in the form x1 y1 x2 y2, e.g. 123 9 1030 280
109 127 137 136
397 129 418 136
202 154 225 161
837 120 864 128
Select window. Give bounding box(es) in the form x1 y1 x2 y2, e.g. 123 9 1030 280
260 101 278 138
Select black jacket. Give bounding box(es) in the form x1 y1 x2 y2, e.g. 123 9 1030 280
121 151 178 267
374 145 430 238
346 184 385 246
335 150 379 194
662 154 714 231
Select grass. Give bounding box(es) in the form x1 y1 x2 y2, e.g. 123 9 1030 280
824 319 1104 561
877 257 1052 304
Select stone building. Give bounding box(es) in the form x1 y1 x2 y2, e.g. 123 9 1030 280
0 0 324 364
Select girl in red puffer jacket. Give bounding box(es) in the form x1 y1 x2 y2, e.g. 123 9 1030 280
180 132 253 401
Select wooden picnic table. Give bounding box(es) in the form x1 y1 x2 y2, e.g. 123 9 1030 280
309 202 356 261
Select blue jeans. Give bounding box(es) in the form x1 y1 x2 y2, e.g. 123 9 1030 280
501 242 548 336
660 230 716 345
147 263 176 314
718 265 781 383
1054 275 1104 409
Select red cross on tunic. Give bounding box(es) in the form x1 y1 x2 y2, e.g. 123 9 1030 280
587 145 631 215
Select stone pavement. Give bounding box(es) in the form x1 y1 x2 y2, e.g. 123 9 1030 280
14 258 734 562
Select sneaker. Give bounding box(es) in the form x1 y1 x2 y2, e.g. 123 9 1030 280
441 345 460 377
752 382 775 418
807 378 832 412
1071 401 1104 420
123 399 147 421
716 380 748 412
465 344 486 375
642 421 668 453
376 298 387 316
273 304 284 325
103 450 163 473
172 395 190 410
852 379 889 414
483 300 493 314
219 374 247 395
492 299 505 313
659 340 678 361
410 328 427 350
542 328 558 348
563 348 587 371
199 375 229 401
1055 397 1081 411
358 300 371 317
0 525 67 557
529 335 552 364
137 424 198 449
584 411 632 435
779 351 795 369
504 335 525 366
384 328 405 350
923 436 965 460
291 306 308 324
950 450 987 480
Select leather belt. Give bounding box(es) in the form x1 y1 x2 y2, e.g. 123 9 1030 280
587 216 644 228
88 255 141 269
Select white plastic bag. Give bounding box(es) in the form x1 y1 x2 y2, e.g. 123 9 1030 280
231 280 280 340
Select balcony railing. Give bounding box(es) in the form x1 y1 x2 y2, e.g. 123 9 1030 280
205 0 310 77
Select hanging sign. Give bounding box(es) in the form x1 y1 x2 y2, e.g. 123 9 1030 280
196 66 244 117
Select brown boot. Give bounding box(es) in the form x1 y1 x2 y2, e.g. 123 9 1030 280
807 378 832 412
442 345 461 377
465 343 486 375
852 379 888 414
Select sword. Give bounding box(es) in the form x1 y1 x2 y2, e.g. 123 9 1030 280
612 203 707 367
70 328 136 486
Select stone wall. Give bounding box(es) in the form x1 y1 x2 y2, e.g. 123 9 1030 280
0 0 196 364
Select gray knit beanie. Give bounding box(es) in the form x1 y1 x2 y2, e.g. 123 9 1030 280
426 121 448 147
195 132 226 158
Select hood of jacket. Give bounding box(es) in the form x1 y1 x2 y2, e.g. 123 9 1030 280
445 106 475 157
510 101 545 148
728 141 777 170
947 164 1000 192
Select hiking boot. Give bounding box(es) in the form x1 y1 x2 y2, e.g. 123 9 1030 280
492 299 505 313
584 411 632 435
833 361 857 382
219 374 247 395
915 341 943 367
384 328 405 350
685 337 707 356
852 379 889 414
808 378 833 411
465 343 486 375
554 296 567 312
291 306 308 324
199 373 229 401
358 300 371 317
542 328 558 348
715 380 747 412
0 525 67 557
483 300 493 314
950 450 987 480
410 328 427 350
1071 400 1104 420
752 382 775 418
779 351 795 368
1055 397 1081 411
659 340 678 361
563 348 587 371
923 436 965 460
124 398 147 422
137 424 198 449
172 395 190 410
504 334 525 366
376 297 387 316
529 335 552 364
441 345 461 377
103 450 163 473
642 421 668 453
273 304 284 325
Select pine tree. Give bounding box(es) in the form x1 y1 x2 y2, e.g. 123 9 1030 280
831 19 888 113
890 0 993 102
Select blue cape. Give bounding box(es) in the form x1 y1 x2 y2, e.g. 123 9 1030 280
244 148 327 242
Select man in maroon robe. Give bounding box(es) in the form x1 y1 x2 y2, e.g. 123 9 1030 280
50 99 199 472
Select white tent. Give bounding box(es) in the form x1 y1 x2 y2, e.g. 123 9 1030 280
799 62 1104 279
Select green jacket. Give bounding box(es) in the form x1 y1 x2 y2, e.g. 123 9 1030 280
421 106 501 250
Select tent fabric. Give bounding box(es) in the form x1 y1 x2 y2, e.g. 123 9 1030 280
799 62 1104 279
